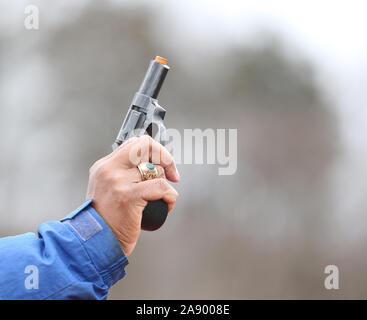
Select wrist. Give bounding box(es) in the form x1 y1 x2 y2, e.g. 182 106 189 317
61 199 129 287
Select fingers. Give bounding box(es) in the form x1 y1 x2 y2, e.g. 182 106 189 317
133 178 179 213
113 135 180 182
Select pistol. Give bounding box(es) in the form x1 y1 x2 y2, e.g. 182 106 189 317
112 56 170 231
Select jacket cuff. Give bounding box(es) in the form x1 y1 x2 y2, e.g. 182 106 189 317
61 199 128 287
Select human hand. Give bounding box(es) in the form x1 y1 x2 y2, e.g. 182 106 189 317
86 136 180 256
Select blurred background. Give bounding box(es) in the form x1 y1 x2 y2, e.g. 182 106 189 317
0 0 367 299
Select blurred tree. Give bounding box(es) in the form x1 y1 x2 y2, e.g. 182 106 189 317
227 39 339 233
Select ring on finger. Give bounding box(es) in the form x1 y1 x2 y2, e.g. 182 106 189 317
137 162 159 181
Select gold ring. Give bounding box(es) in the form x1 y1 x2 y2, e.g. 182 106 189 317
138 162 158 181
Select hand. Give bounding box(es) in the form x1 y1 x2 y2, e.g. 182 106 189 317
86 136 180 256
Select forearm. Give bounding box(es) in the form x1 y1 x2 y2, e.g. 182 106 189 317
0 200 128 300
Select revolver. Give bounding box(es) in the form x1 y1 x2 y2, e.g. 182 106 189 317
112 56 170 231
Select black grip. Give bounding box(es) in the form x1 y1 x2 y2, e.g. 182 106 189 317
141 199 169 231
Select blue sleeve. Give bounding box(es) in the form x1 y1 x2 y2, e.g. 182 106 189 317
0 199 128 300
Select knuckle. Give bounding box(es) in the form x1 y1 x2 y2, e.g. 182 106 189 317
95 164 109 179
168 186 179 198
110 172 123 185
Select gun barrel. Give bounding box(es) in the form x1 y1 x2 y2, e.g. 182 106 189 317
138 56 170 99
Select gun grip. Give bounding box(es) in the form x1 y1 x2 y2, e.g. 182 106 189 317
141 199 169 231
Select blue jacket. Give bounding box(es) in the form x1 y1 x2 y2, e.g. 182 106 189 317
0 199 128 299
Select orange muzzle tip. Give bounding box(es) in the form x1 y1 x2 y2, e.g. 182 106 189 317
155 56 167 65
